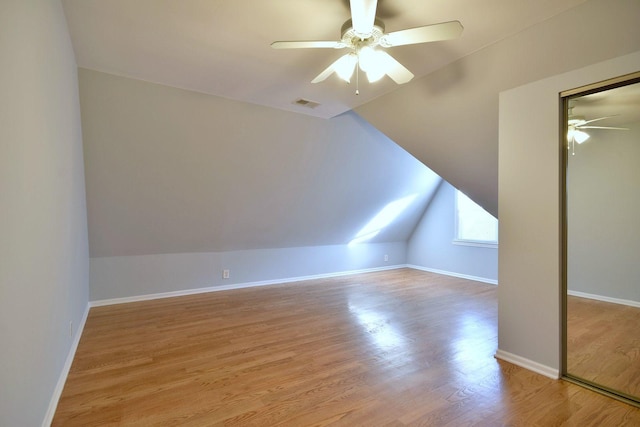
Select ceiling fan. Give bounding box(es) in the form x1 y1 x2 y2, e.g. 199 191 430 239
567 109 629 154
271 0 463 90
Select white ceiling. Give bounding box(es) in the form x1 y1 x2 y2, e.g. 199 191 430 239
62 0 588 119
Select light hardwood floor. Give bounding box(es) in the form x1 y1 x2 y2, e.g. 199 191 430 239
53 269 640 426
567 295 640 399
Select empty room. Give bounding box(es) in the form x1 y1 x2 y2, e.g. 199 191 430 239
2 0 640 425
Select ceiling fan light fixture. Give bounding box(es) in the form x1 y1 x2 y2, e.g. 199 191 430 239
358 46 387 82
567 127 590 144
358 46 377 72
366 68 386 83
335 53 358 82
574 129 590 144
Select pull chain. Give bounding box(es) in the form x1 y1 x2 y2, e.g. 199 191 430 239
355 61 360 95
571 136 575 156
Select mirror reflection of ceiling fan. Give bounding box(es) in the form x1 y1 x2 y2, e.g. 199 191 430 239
271 0 463 92
567 108 630 155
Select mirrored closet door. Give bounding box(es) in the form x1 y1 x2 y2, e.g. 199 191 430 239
562 72 640 405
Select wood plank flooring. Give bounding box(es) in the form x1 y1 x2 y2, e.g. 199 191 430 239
567 295 640 399
53 269 640 426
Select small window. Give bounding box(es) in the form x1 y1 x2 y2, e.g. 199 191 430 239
454 190 498 247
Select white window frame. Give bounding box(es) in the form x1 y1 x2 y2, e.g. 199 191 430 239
453 190 498 248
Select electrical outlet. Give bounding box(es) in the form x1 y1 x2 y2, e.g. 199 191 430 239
384 254 389 262
223 269 230 279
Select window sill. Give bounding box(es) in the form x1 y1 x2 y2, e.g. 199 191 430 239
452 239 498 249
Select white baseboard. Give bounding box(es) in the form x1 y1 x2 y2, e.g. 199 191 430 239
42 303 90 427
90 264 407 307
494 349 559 379
406 264 498 285
568 290 640 308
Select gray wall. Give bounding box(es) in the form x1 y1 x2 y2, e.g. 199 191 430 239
90 242 406 302
79 69 440 258
81 65 501 302
80 69 443 301
407 181 498 283
355 0 640 217
0 1 90 425
498 51 640 375
567 122 640 303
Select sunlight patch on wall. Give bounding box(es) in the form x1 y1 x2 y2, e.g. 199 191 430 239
349 193 418 246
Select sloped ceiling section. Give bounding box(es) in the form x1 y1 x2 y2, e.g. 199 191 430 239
80 69 441 258
355 0 640 217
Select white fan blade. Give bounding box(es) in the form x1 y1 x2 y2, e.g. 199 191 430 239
377 51 414 84
271 40 345 49
578 115 619 126
381 21 463 47
311 54 356 83
312 63 338 84
350 0 378 37
579 126 629 130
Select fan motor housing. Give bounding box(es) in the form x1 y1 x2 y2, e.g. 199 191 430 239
341 18 385 48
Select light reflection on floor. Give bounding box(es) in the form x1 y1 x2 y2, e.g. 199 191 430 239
348 301 408 350
449 312 499 386
347 299 420 375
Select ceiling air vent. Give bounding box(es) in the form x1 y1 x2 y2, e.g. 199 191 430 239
293 98 320 109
